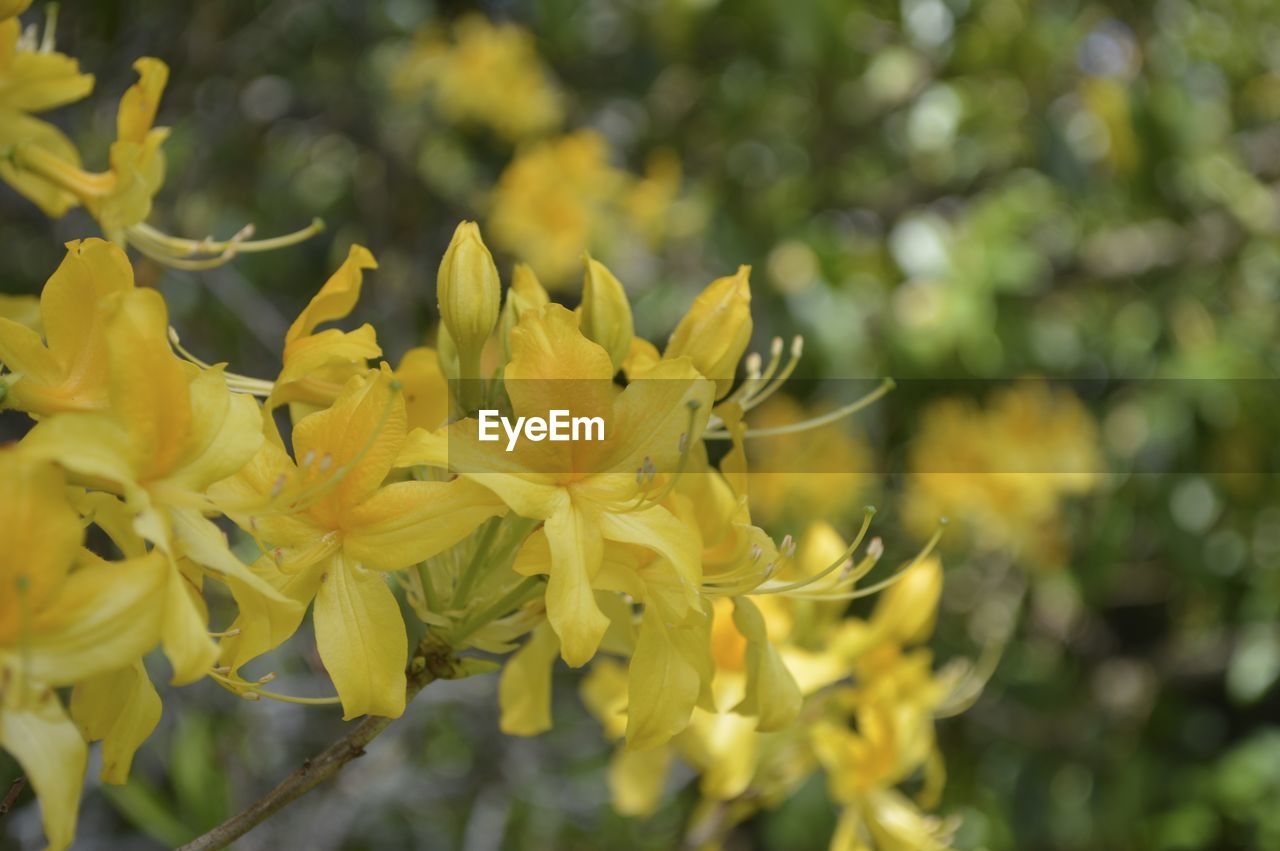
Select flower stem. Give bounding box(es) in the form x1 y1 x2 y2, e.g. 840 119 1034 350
175 638 459 851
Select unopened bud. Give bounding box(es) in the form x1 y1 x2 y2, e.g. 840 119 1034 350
579 256 634 372
437 221 500 376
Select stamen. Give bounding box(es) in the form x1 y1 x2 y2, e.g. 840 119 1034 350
780 519 948 601
750 506 878 596
125 218 325 271
704 377 894 440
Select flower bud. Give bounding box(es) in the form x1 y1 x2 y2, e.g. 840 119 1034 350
437 221 500 375
665 265 752 398
500 262 549 360
579 256 634 373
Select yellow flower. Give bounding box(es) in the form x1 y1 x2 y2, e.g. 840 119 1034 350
486 131 681 289
395 13 563 141
213 365 505 719
0 238 133 415
13 57 169 236
405 304 713 670
5 50 322 266
0 2 95 217
0 450 167 851
17 272 278 683
904 381 1102 566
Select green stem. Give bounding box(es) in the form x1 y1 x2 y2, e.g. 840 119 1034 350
450 576 544 645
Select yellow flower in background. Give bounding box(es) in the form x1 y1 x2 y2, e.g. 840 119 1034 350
0 0 94 217
395 13 563 142
578 520 969 851
0 451 168 851
905 381 1103 566
213 366 504 719
486 130 682 289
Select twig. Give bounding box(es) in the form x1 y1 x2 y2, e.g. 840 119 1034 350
177 637 461 851
0 776 25 818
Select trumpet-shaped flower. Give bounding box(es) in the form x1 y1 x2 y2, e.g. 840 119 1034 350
404 304 713 669
213 365 505 718
13 57 169 236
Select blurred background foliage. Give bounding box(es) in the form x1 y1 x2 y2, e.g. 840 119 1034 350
4 0 1280 848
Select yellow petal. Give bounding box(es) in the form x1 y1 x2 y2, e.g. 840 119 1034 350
167 506 289 604
625 605 702 749
543 501 607 667
17 411 140 496
104 288 191 479
24 551 167 687
0 238 133 414
0 690 87 851
597 505 702 609
220 555 329 672
343 477 504 571
96 128 168 230
69 661 161 784
0 452 81 640
160 563 219 685
291 365 406 518
395 347 449 431
497 622 560 735
2 46 94 113
274 325 381 408
595 355 713 478
285 244 378 343
579 256 634 373
504 303 614 420
730 596 801 731
164 369 264 493
0 1 33 21
116 58 168 145
313 555 408 719
0 111 82 218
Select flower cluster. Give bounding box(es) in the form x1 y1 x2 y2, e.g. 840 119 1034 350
388 14 689 289
0 7 975 849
